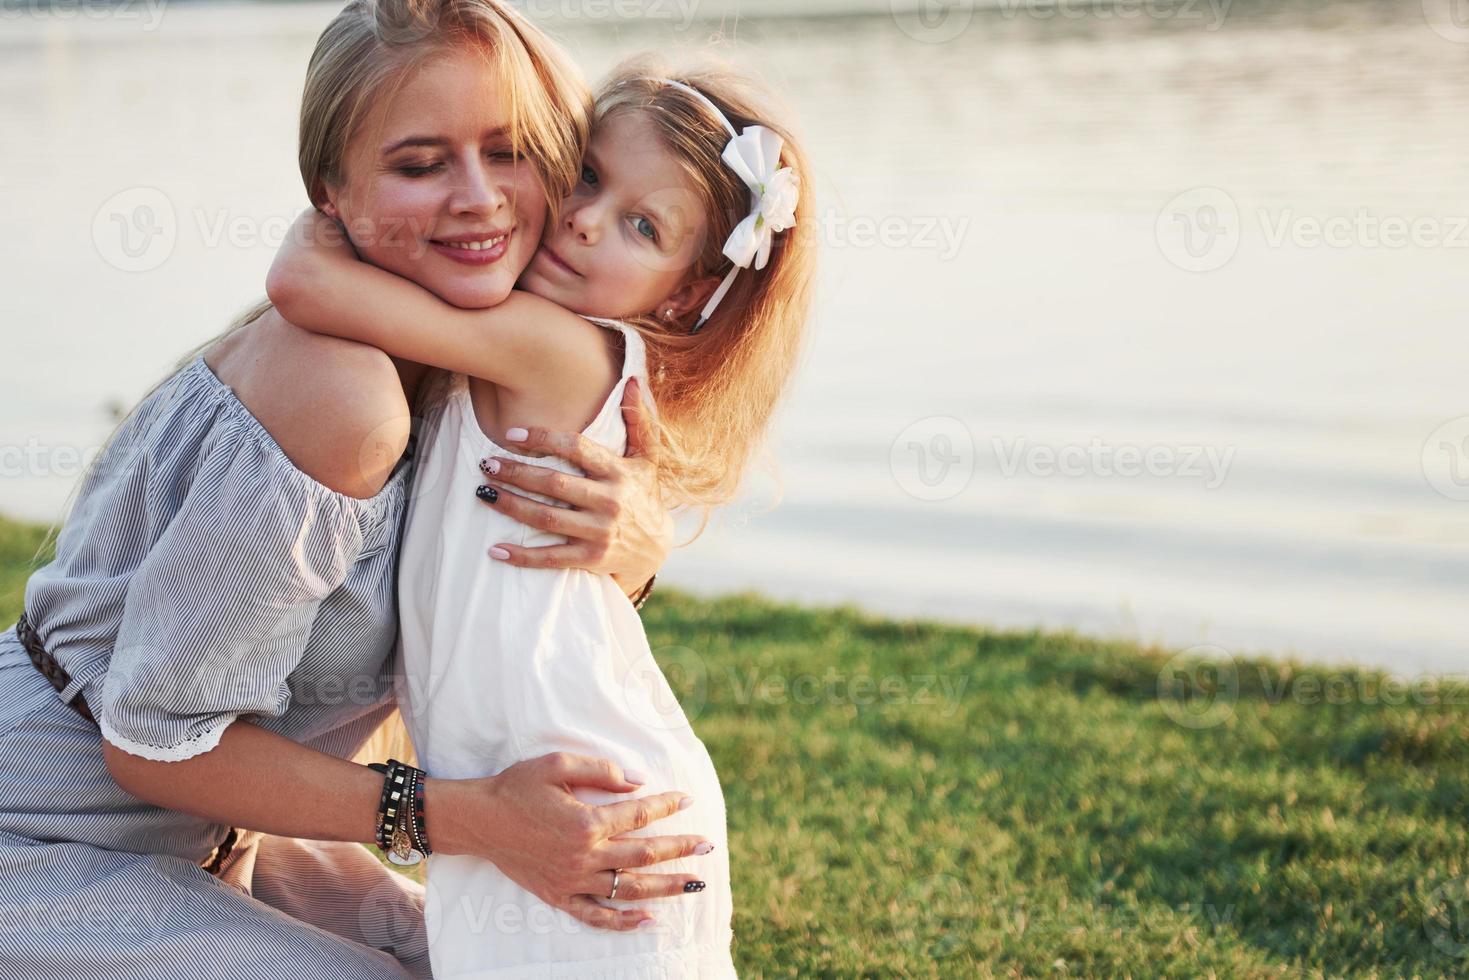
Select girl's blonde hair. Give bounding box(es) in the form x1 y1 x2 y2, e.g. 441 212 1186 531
43 0 590 546
594 57 817 541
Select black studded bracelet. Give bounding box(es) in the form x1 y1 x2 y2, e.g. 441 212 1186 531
368 758 431 865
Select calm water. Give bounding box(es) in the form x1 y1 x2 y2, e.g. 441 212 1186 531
3 0 1467 672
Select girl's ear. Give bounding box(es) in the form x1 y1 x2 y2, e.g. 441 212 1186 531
661 276 721 322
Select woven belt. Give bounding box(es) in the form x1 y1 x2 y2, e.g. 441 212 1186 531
13 612 239 875
16 612 94 723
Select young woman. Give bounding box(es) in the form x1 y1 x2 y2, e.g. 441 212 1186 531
0 2 718 976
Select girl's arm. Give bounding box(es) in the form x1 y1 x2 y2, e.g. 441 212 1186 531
265 209 606 394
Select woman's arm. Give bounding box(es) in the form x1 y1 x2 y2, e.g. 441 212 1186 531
266 210 606 395
103 721 713 931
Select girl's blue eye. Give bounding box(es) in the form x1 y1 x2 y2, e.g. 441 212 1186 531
634 216 657 241
580 165 599 187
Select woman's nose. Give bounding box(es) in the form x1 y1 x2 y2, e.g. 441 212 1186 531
448 160 508 217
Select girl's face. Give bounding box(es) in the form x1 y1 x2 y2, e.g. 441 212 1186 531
321 46 547 309
520 109 712 319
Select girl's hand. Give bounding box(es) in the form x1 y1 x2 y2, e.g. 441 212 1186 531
475 377 673 594
427 754 714 931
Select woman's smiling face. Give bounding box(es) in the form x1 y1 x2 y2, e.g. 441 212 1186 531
519 109 711 319
320 46 547 309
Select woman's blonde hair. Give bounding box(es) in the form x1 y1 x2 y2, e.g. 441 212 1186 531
593 56 817 541
42 0 590 549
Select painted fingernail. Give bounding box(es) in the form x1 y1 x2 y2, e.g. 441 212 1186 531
676 796 694 811
693 841 714 855
506 427 529 442
489 546 510 560
683 881 706 893
637 917 657 930
476 485 498 504
624 769 647 785
479 458 500 474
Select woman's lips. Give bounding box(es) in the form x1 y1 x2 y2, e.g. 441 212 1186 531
537 244 581 277
430 232 510 266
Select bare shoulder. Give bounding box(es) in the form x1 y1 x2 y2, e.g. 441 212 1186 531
203 309 412 500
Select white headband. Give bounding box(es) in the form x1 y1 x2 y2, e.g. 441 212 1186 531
650 79 800 333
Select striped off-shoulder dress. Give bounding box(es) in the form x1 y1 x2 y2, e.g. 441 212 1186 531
0 353 430 979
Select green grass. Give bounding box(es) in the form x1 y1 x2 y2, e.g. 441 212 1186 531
4 512 1466 977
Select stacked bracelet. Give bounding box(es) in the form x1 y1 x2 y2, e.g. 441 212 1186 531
368 758 431 866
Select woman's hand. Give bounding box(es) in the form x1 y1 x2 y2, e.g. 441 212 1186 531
427 754 714 931
474 377 673 595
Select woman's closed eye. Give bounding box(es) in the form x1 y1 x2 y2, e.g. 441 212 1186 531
398 161 444 178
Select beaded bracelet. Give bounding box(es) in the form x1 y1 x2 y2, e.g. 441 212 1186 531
368 759 431 865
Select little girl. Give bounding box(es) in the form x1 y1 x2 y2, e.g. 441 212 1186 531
269 59 813 977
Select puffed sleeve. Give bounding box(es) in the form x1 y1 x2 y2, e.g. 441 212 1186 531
96 421 365 762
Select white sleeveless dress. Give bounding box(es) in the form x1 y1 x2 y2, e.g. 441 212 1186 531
394 318 736 979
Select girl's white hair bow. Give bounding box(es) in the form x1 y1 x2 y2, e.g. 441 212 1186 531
656 80 799 332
